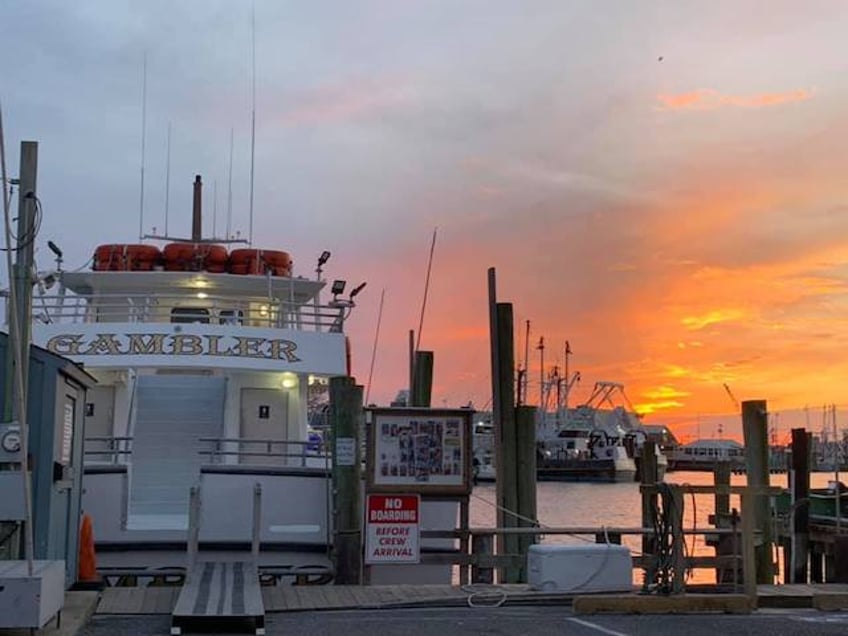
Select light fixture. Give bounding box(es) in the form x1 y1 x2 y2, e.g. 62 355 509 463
47 241 63 258
318 251 331 266
259 305 269 317
196 292 208 299
331 279 346 300
281 373 298 389
349 282 367 299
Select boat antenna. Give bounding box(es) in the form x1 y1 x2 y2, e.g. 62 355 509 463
138 51 147 241
212 179 218 239
415 227 437 352
523 320 530 405
227 127 234 239
164 121 171 236
365 288 386 405
248 0 256 246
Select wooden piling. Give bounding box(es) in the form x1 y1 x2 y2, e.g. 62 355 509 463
410 350 433 407
514 404 538 581
670 485 685 594
833 536 848 583
330 376 363 585
471 534 495 584
742 399 774 584
640 441 659 589
712 462 735 585
790 428 809 584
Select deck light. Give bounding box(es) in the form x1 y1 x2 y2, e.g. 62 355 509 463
349 282 367 299
47 241 63 258
318 251 331 266
196 292 208 299
331 280 346 298
281 373 298 389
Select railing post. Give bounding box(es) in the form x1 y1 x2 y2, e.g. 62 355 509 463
187 485 200 575
471 533 494 584
252 482 262 564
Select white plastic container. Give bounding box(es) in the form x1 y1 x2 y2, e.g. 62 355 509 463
527 544 632 593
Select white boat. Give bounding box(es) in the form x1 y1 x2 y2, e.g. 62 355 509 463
667 438 746 472
536 381 663 483
27 181 366 580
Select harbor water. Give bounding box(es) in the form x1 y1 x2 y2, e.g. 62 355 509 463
469 470 839 584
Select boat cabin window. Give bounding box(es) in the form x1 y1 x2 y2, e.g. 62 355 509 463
171 307 211 324
219 309 244 325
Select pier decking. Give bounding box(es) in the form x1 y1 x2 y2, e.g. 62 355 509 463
91 583 848 616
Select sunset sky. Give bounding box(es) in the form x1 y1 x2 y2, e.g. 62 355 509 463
2 1 848 441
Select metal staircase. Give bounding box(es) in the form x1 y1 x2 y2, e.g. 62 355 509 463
127 374 226 529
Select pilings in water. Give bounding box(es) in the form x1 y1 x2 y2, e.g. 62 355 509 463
790 427 810 584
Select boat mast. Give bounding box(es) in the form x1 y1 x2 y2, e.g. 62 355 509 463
138 52 147 241
248 1 256 246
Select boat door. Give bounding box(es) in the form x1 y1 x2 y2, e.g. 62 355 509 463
240 388 290 466
83 385 115 461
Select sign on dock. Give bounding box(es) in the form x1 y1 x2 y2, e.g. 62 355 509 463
365 494 420 564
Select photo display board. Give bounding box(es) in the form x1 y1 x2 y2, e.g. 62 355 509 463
365 407 473 495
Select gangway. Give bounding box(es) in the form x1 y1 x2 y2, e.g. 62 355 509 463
171 483 265 635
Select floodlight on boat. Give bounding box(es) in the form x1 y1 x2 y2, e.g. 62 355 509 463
349 282 367 299
318 251 331 266
47 241 62 258
331 279 346 299
196 292 208 299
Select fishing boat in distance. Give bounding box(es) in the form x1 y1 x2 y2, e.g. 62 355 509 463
535 381 664 483
667 438 747 472
28 175 366 578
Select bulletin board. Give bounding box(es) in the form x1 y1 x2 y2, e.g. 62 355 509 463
364 407 474 495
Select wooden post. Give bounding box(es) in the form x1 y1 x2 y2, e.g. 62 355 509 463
471 533 494 584
497 303 520 582
833 536 848 583
330 376 363 585
251 482 262 564
670 485 685 594
713 461 734 584
811 547 824 583
742 399 774 584
790 428 809 584
487 272 519 583
741 492 758 601
640 441 658 590
514 404 537 581
410 350 434 407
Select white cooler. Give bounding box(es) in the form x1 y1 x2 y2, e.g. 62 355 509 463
527 544 632 593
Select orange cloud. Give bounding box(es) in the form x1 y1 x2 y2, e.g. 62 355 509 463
681 309 746 330
657 88 813 111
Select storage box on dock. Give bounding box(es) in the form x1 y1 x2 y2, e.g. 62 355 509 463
0 560 65 629
527 544 632 593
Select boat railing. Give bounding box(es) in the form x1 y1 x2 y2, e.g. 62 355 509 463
198 437 331 468
84 436 133 465
33 292 350 332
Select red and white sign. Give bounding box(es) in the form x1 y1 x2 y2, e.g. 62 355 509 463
365 494 420 564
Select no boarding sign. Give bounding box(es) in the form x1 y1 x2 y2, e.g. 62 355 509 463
365 494 420 564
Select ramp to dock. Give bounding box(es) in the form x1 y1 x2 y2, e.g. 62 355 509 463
171 560 264 635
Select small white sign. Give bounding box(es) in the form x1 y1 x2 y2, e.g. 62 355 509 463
365 494 420 564
336 437 356 466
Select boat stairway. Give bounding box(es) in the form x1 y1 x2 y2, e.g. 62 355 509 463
128 375 226 530
172 483 265 635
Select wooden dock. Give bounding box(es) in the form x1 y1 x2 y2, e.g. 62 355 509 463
92 582 848 616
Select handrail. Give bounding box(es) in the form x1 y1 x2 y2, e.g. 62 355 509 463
198 436 330 467
33 291 349 332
